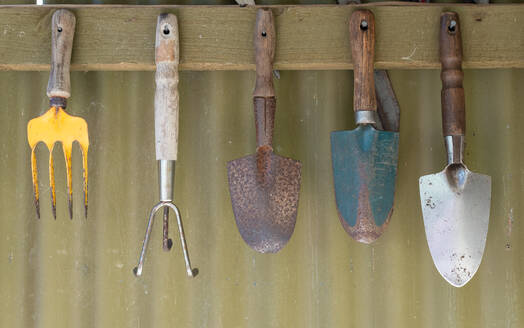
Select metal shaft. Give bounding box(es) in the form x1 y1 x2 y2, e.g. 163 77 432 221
159 160 175 201
445 135 464 165
159 160 175 251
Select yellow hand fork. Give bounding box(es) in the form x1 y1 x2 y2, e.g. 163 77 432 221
27 9 89 219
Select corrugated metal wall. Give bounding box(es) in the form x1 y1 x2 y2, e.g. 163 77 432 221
1 1 523 328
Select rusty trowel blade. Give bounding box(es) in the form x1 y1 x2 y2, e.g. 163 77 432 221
331 125 399 243
227 150 301 253
419 164 491 287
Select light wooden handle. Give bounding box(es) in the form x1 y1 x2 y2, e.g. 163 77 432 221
47 9 75 99
155 13 180 161
350 10 376 112
253 9 275 98
440 12 465 137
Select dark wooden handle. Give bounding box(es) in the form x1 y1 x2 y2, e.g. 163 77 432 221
349 10 376 112
254 97 275 148
253 9 276 149
253 9 275 98
47 9 75 99
440 12 465 137
155 13 180 161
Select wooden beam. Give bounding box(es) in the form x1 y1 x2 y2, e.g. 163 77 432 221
0 4 523 71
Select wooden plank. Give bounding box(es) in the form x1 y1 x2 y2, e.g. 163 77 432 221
0 4 523 71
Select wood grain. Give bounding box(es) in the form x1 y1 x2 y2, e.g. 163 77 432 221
155 13 180 161
350 9 376 112
46 9 75 99
253 9 275 98
0 4 523 71
253 9 276 149
440 12 465 137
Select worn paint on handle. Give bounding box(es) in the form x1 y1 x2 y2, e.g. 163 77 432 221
155 13 180 161
47 9 75 99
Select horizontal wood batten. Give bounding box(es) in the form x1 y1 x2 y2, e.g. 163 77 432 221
0 4 523 71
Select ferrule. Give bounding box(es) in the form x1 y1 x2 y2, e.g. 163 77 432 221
158 159 175 202
445 135 464 165
355 111 376 125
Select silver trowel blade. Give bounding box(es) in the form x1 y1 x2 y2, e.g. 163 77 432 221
419 164 491 287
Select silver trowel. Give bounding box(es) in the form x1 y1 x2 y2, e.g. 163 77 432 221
419 12 491 287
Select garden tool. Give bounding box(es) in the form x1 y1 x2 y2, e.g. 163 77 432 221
374 70 400 133
227 9 302 253
419 13 491 287
331 10 399 244
27 9 88 220
335 0 401 133
134 13 196 278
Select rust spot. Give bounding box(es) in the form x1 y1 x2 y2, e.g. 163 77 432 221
337 183 391 244
227 152 301 253
425 198 436 209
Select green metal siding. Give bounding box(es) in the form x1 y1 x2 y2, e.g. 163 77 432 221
0 0 523 326
0 69 523 327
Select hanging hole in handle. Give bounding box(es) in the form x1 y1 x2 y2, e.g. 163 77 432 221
261 31 267 37
57 27 62 33
163 26 170 35
360 20 368 31
448 20 457 33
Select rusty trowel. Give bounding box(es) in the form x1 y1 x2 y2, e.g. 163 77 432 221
419 13 491 287
331 10 399 243
227 9 302 253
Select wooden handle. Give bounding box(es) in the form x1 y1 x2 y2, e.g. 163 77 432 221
155 13 180 161
253 9 276 149
254 97 276 148
253 9 275 98
46 9 75 99
440 12 465 137
350 10 376 112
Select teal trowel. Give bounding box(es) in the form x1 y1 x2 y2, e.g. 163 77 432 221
331 10 399 243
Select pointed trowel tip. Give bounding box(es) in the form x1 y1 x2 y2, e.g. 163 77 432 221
354 234 378 245
440 268 477 288
249 240 287 254
337 207 392 244
239 227 292 254
433 252 483 288
447 278 469 288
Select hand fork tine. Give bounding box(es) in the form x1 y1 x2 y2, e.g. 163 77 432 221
63 143 73 219
30 148 40 218
48 144 56 219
